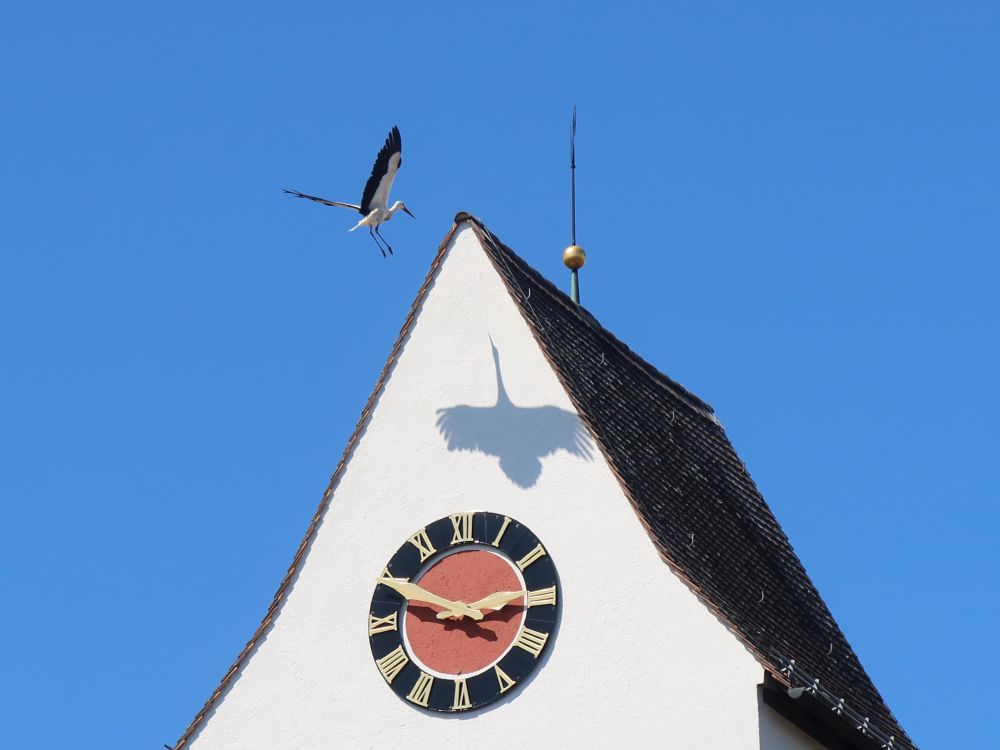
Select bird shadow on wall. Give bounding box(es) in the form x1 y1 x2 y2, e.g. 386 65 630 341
435 340 593 488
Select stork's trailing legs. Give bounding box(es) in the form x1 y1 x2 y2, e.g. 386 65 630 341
375 225 394 256
368 227 387 258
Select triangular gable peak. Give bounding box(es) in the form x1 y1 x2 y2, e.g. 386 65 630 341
174 216 912 750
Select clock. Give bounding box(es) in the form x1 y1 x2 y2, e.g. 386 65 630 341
368 512 559 712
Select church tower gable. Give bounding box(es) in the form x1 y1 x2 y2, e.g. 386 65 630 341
175 216 913 750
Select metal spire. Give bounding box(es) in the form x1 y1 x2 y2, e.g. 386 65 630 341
563 106 586 303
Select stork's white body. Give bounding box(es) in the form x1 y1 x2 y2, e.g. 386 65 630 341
349 201 409 232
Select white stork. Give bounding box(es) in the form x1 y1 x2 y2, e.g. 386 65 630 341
285 126 414 257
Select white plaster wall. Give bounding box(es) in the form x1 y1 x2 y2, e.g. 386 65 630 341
187 226 782 749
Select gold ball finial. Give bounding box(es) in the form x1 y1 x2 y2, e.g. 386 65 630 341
563 244 587 271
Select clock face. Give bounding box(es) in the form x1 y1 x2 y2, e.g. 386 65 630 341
368 512 559 712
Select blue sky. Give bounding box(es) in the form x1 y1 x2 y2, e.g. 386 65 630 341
1 3 997 747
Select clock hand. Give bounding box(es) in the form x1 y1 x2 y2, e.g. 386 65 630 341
436 590 525 619
376 577 484 620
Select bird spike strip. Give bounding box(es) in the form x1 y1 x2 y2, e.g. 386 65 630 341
774 653 914 750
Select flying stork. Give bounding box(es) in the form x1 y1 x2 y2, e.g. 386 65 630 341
284 126 414 257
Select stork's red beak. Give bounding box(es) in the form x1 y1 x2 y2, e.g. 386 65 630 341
402 206 415 218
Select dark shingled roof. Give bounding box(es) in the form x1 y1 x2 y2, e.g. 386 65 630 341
463 215 914 749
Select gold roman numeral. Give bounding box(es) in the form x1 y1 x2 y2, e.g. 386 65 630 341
407 671 434 707
450 512 474 544
408 527 437 562
494 665 516 694
368 611 398 636
516 543 546 571
514 626 549 658
491 516 512 547
452 677 471 710
527 586 557 607
375 645 408 684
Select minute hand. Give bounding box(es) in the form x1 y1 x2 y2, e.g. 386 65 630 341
436 590 525 619
376 578 484 620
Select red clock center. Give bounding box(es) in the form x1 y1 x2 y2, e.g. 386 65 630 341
404 549 525 676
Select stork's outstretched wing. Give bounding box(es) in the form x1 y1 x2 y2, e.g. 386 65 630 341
283 189 361 210
360 126 402 213
436 402 594 488
435 405 488 454
436 404 592 459
529 406 593 460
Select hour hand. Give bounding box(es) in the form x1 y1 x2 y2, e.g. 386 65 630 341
376 577 484 620
436 590 525 619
